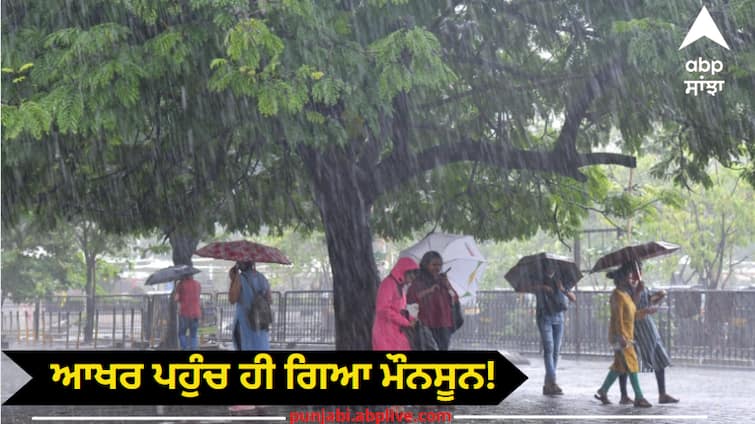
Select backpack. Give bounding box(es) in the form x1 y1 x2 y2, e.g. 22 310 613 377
244 275 273 330
542 284 568 315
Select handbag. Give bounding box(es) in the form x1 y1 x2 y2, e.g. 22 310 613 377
451 300 464 332
403 323 439 351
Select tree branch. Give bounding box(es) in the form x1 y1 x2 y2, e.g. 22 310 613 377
554 57 625 155
369 139 635 200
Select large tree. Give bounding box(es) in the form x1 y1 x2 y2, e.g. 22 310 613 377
207 1 753 348
3 1 753 349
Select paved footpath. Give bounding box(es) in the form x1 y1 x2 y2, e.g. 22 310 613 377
2 352 754 424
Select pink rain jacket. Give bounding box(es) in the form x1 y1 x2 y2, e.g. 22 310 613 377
372 257 418 350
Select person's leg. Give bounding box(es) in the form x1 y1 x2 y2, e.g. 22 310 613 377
178 316 188 350
429 327 451 350
189 318 199 350
629 373 651 407
595 370 619 404
655 367 665 394
537 317 556 386
551 321 564 393
437 328 452 350
656 367 679 403
618 374 632 403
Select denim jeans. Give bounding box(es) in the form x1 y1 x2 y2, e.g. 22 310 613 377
179 316 199 350
537 313 564 384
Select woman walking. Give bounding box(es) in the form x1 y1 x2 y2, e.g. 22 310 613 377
372 257 419 350
406 251 459 350
228 261 272 351
594 260 652 408
617 276 679 404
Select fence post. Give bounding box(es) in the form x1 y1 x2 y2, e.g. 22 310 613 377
666 293 672 359
112 306 117 345
24 310 30 342
76 311 82 349
34 299 40 342
572 292 589 358
281 292 288 345
65 311 70 349
94 309 99 349
144 297 153 345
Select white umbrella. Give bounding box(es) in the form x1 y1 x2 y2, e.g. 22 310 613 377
399 233 487 306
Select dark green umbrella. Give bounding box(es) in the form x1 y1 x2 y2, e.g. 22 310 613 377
144 265 201 285
505 252 582 293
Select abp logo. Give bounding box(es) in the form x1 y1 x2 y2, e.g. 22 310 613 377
679 6 730 50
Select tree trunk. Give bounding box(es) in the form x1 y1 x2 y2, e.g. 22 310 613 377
305 148 380 350
83 254 96 342
158 231 199 349
319 192 380 350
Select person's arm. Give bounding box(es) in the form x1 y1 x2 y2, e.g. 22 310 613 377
439 274 459 302
556 280 576 302
649 289 666 305
636 305 658 320
414 282 439 300
228 268 241 305
375 281 413 327
534 283 554 294
406 280 438 303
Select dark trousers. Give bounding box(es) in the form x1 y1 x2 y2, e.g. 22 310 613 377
430 327 453 350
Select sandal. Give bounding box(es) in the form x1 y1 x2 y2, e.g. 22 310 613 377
634 398 652 408
594 389 611 405
659 394 679 404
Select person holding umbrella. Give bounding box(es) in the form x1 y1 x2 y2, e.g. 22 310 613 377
616 266 679 405
173 274 202 350
594 260 652 408
228 261 272 351
406 251 459 350
372 257 419 350
533 262 576 395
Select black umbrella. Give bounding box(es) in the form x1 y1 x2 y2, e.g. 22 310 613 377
505 252 583 293
144 265 201 285
591 241 681 272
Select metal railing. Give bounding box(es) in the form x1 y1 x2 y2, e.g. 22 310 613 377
2 290 754 366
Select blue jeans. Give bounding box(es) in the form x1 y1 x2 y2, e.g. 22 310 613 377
179 316 199 350
537 313 564 384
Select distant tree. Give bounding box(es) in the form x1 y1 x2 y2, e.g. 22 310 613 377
1 215 124 341
641 164 755 289
1 215 85 304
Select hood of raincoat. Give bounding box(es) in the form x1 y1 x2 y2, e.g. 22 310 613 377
388 257 419 285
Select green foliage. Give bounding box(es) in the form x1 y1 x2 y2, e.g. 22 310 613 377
1 215 121 302
641 162 755 289
369 27 457 100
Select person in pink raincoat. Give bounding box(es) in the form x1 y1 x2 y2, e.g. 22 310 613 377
372 257 419 350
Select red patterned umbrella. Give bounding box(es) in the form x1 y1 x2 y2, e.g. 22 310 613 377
195 240 292 265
